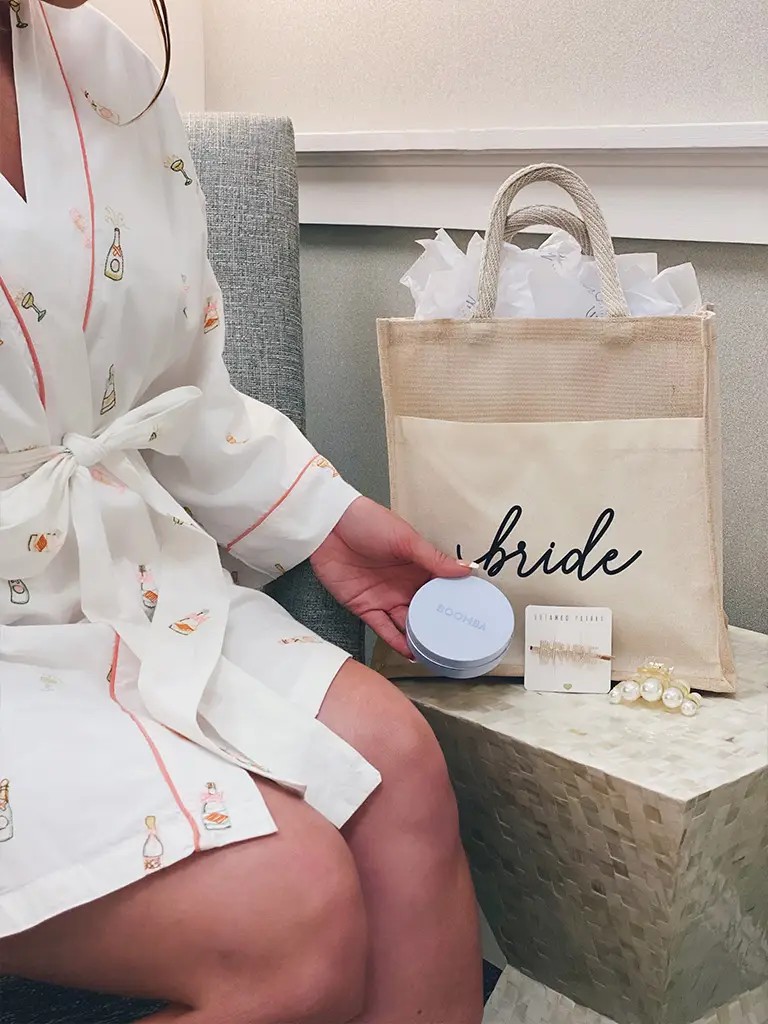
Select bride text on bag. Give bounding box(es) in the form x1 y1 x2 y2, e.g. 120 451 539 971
458 507 642 581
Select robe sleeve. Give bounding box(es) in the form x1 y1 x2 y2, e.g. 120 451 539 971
139 85 359 582
146 257 360 584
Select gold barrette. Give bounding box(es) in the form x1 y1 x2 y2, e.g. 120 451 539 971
529 641 612 665
609 660 703 717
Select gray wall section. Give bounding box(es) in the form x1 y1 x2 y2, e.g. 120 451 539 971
300 226 768 633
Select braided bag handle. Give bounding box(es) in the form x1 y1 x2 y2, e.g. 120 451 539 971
473 164 629 319
503 205 592 255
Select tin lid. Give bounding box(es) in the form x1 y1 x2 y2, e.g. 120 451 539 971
406 576 514 670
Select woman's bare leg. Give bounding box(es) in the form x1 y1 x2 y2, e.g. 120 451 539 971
319 660 483 1024
1 664 482 1024
0 781 367 1024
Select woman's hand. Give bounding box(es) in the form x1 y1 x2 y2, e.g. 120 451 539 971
310 497 472 659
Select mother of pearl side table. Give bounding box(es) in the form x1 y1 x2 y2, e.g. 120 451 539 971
398 627 767 1024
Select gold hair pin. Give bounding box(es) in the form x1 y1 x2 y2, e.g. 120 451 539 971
529 641 612 665
609 659 703 717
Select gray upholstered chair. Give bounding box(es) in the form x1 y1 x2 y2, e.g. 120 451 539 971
0 113 363 1024
190 113 363 660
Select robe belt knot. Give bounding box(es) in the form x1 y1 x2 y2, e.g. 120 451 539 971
62 432 111 469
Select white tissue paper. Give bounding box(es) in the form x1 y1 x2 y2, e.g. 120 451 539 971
401 229 702 319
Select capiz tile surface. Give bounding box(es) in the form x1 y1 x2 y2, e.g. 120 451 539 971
401 628 768 1024
482 967 768 1024
401 627 767 802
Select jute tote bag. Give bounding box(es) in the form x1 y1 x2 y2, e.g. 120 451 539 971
374 164 735 692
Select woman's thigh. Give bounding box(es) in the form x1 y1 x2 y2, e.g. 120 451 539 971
0 780 367 1015
0 661 451 1013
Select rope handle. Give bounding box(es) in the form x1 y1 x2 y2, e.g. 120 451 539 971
503 205 592 255
473 164 629 319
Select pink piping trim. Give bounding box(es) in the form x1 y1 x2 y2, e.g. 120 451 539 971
225 455 316 552
0 275 46 406
108 635 202 853
40 2 95 333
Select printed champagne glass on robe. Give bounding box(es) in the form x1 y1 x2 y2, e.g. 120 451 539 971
9 1 27 29
21 292 46 322
169 158 192 186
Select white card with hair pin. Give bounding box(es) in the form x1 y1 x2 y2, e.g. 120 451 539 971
524 606 613 693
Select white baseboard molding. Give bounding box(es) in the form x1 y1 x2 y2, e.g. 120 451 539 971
295 122 768 244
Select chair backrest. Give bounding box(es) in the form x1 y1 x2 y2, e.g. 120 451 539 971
184 113 305 431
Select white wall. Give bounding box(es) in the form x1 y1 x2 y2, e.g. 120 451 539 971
202 0 767 130
92 0 205 111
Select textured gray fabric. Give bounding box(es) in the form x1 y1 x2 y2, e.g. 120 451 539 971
186 113 363 658
0 113 362 1024
186 113 305 427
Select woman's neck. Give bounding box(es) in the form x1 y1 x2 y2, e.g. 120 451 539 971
0 23 26 200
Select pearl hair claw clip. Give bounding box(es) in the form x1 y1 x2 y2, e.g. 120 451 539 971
609 660 703 717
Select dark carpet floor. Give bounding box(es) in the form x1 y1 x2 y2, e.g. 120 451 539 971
482 959 503 1003
1 961 504 1022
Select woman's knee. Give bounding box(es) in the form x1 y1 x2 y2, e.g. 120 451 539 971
385 698 459 843
198 818 367 1022
327 662 460 844
277 835 367 1022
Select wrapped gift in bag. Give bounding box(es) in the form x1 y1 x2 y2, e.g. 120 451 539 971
374 163 735 692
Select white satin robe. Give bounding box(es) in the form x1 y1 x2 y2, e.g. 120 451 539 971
0 1 380 938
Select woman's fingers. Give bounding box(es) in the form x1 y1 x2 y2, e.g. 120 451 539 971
362 609 412 660
389 603 408 633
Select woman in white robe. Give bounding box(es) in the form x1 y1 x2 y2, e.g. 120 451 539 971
0 2 482 1021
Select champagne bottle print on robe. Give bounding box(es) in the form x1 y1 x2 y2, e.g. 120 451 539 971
104 208 126 281
84 91 121 126
169 610 209 635
9 579 29 605
201 782 231 831
138 565 158 620
143 815 163 871
101 364 116 415
105 227 124 281
0 780 13 843
203 297 220 334
28 531 60 553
